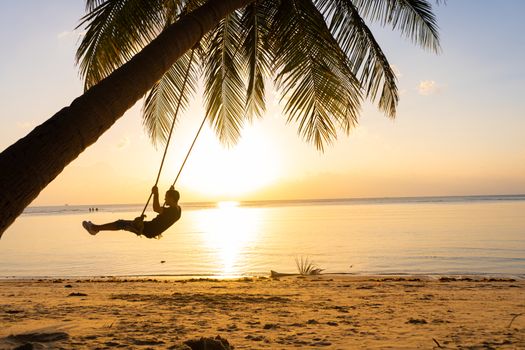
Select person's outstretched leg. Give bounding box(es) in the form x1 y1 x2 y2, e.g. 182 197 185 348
82 220 124 235
82 220 141 236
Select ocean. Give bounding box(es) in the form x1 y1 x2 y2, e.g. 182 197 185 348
1 195 524 279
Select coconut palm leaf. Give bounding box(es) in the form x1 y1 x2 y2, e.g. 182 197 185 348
271 0 362 150
85 0 105 11
76 0 173 90
142 49 199 147
76 0 441 149
162 0 188 25
318 0 398 118
352 0 441 52
141 1 205 148
202 11 247 145
240 1 273 120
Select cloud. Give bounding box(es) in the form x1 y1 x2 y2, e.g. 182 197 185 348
418 80 442 96
57 30 85 40
16 120 36 129
116 136 131 149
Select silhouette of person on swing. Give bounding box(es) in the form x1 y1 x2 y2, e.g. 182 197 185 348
82 186 181 239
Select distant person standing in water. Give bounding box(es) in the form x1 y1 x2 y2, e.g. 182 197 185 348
82 186 181 238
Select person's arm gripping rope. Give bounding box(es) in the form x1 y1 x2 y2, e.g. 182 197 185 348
152 186 163 214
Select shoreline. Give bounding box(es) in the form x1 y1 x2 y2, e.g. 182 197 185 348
1 272 524 282
2 275 524 349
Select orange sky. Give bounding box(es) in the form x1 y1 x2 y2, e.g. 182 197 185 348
1 1 524 205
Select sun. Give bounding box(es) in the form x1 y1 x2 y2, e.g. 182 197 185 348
178 125 281 199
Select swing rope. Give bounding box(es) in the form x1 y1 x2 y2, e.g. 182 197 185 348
171 110 208 187
140 48 198 218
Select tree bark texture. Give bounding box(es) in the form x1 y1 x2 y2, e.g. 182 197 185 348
0 0 254 237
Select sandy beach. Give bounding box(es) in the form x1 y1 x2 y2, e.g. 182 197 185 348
1 275 524 349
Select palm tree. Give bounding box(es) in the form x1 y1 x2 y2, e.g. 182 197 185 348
0 0 440 236
0 0 251 236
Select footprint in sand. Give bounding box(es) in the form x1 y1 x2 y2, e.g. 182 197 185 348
311 340 332 346
263 323 279 330
406 318 427 324
245 334 266 342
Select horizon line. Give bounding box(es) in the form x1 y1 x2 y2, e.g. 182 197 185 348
29 193 525 208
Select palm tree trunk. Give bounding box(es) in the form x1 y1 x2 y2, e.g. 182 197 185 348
0 0 254 237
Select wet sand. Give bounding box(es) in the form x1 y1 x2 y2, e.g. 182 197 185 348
1 276 524 349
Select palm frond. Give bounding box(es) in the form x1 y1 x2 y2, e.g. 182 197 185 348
76 0 174 90
240 1 273 120
318 0 398 118
162 0 187 27
352 0 441 52
142 49 199 147
202 11 247 145
85 0 105 11
141 0 205 147
270 0 362 150
77 0 440 152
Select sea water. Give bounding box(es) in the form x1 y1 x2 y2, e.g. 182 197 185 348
1 195 524 278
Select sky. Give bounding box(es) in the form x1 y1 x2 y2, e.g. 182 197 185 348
1 1 524 205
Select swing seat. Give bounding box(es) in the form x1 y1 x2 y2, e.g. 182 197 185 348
133 216 145 233
131 216 163 239
111 217 144 235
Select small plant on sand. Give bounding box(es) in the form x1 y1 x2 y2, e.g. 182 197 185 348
295 256 324 275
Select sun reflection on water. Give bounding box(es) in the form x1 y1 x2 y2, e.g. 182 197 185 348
197 201 261 277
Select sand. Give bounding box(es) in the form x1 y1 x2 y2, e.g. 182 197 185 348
1 276 524 349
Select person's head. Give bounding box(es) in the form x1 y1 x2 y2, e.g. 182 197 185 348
165 187 180 206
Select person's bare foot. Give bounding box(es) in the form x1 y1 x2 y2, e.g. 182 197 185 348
82 221 98 235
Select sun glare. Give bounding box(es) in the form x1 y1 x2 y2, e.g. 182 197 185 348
179 126 281 199
217 201 240 209
197 204 261 277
